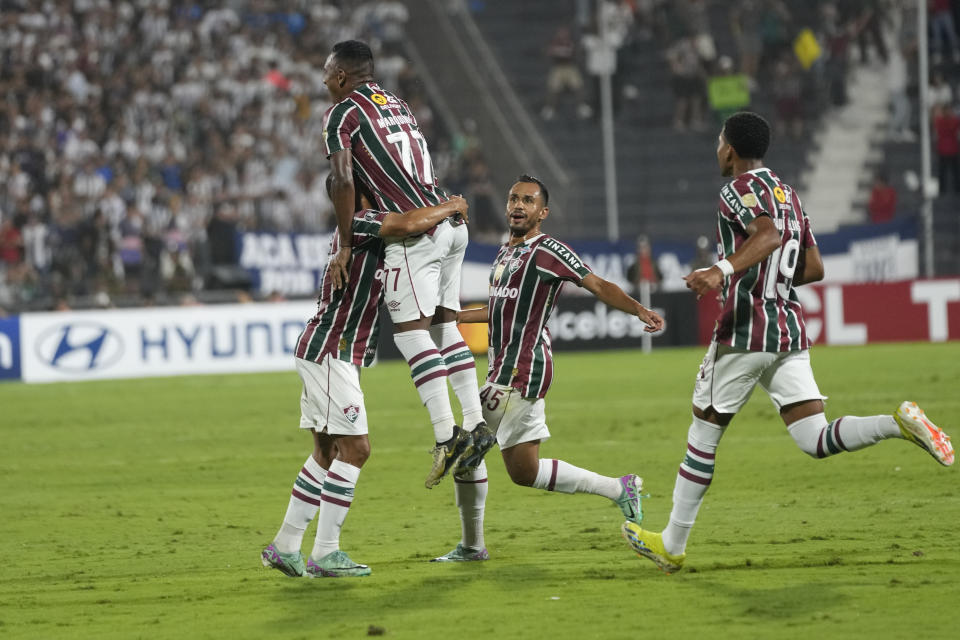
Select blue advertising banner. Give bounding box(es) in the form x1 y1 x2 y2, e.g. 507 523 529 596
0 315 22 381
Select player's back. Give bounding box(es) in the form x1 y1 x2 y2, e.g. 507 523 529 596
715 168 815 352
324 81 444 213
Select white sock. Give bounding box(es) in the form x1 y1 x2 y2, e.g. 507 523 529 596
394 329 456 441
454 460 488 549
430 322 484 429
310 459 360 561
662 416 724 556
531 458 620 500
788 413 902 458
273 456 327 554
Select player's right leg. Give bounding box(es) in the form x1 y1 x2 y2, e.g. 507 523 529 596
631 344 761 571
491 386 644 523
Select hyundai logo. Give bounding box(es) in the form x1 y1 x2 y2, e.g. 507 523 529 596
35 322 124 372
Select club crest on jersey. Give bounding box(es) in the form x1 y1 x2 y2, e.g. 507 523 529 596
343 404 361 423
773 186 787 203
364 210 379 221
371 93 388 105
739 192 758 208
508 258 523 274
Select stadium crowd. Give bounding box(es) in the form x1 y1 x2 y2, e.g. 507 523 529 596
0 0 498 312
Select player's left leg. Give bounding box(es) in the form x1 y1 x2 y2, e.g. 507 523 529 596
307 433 372 578
432 460 490 562
765 350 953 465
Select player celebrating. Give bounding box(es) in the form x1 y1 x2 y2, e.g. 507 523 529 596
322 40 492 489
622 112 955 574
433 175 664 562
261 178 467 578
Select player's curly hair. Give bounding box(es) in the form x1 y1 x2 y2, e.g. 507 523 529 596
722 112 770 160
517 174 549 205
332 40 374 74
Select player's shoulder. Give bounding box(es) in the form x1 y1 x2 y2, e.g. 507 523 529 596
719 174 763 210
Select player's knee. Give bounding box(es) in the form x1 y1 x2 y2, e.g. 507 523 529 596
504 462 536 487
337 435 371 467
786 413 827 458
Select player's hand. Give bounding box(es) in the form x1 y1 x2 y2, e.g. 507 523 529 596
637 306 664 333
683 266 724 299
330 245 352 290
448 195 469 224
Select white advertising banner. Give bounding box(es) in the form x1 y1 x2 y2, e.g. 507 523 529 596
20 301 317 383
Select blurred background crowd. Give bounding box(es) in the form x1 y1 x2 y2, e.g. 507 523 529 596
0 0 956 310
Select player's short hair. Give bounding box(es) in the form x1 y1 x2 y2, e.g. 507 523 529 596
516 174 549 206
332 40 374 74
722 112 770 160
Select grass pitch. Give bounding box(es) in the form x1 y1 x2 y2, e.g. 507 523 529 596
1 343 958 639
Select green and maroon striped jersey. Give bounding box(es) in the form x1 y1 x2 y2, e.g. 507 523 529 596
486 234 592 399
713 168 817 352
295 209 389 367
323 82 447 217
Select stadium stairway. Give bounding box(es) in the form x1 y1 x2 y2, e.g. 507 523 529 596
799 62 890 232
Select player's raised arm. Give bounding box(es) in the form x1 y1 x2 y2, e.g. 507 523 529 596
683 214 780 297
580 273 664 333
328 149 356 289
380 196 469 238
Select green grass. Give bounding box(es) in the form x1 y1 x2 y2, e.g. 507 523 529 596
1 343 959 639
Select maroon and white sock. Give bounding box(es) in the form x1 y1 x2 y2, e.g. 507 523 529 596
430 322 484 430
310 459 360 560
394 329 456 442
273 455 327 554
531 458 620 499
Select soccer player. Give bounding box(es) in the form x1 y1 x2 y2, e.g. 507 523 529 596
622 112 955 574
322 40 492 489
261 177 468 578
433 175 665 562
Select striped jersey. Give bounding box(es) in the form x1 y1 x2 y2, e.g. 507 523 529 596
713 167 817 352
486 234 592 399
323 81 447 217
295 209 389 367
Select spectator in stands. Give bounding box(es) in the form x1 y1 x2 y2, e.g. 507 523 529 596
627 235 662 296
690 234 715 271
930 0 960 65
867 168 898 223
542 26 592 121
707 55 750 128
771 53 804 140
666 37 706 132
927 71 954 113
888 43 915 142
933 103 960 194
0 218 23 268
730 0 763 82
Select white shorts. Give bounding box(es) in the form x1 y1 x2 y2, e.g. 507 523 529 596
295 355 368 435
480 382 551 450
692 342 826 414
383 221 467 323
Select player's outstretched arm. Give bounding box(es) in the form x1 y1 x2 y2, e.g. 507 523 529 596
380 196 468 238
793 246 824 286
683 215 780 297
581 274 664 333
457 306 488 324
329 149 357 289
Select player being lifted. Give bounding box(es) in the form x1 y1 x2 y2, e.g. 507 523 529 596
622 112 955 574
433 175 664 562
322 40 493 489
261 177 467 578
